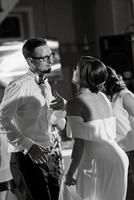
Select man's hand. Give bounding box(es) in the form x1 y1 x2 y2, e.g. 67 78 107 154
28 144 48 164
50 81 66 110
50 95 65 111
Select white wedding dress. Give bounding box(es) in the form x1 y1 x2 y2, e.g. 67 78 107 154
65 89 129 200
70 117 129 200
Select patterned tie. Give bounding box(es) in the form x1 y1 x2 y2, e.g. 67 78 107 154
38 76 53 106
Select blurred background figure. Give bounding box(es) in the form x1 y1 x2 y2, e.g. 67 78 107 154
0 134 17 200
0 82 17 200
104 66 134 196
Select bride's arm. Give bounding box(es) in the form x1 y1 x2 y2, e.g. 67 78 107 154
65 138 84 186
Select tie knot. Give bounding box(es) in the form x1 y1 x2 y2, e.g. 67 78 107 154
38 75 46 85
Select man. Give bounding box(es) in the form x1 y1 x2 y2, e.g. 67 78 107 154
0 38 66 200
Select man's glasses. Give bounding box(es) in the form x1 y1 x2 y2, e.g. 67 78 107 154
32 52 55 62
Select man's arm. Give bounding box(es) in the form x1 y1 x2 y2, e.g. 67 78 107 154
0 82 24 144
0 82 34 151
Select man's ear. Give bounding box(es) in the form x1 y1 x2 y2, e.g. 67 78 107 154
27 57 33 66
27 58 36 72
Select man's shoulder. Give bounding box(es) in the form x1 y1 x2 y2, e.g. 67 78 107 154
10 72 34 86
5 73 33 94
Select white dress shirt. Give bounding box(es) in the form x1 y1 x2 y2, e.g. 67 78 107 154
0 70 64 153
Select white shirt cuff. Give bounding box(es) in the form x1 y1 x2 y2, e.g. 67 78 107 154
19 138 35 155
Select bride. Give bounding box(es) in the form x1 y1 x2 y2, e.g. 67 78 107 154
60 56 129 200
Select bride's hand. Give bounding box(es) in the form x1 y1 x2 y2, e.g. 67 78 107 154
65 174 77 186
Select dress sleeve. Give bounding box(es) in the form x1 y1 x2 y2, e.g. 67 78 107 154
66 98 90 140
66 116 89 140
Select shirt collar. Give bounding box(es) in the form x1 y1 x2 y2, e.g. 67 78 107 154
27 70 48 84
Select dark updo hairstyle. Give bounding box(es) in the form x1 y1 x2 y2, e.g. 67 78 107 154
22 37 47 59
78 56 107 93
104 66 126 100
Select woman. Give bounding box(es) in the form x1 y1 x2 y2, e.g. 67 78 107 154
65 56 129 200
0 134 16 200
104 66 134 182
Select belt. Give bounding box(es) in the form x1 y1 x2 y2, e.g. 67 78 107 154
0 179 16 191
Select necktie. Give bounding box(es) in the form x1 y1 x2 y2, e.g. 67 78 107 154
38 76 53 105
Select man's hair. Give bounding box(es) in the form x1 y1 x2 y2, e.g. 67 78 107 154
22 37 47 59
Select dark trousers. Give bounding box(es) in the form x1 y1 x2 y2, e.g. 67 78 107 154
127 150 134 183
10 152 61 200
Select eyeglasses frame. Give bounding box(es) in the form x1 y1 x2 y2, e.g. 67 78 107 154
31 52 55 62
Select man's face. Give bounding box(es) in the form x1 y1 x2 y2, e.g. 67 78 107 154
30 44 54 74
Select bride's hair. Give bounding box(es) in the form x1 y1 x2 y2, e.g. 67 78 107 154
78 56 107 93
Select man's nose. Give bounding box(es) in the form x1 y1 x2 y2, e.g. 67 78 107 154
47 57 53 64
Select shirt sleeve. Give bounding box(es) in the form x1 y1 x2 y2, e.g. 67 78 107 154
0 81 34 152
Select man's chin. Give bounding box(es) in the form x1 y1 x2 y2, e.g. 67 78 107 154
43 68 51 74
